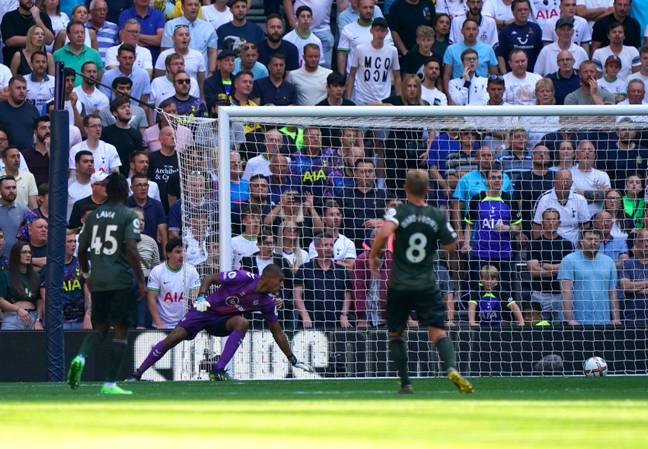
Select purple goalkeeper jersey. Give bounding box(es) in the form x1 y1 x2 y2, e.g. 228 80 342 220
206 270 279 323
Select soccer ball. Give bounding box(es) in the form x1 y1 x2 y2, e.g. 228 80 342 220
583 356 608 377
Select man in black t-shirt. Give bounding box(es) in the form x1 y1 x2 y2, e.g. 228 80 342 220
591 0 641 51
101 96 144 176
256 14 299 71
0 0 54 64
148 126 179 213
387 0 435 55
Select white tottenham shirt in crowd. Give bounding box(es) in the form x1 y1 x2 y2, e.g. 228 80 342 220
350 42 400 105
570 165 612 216
483 0 514 24
592 45 640 80
308 233 357 261
68 140 122 173
503 71 543 105
448 74 489 105
283 30 325 67
529 0 561 29
105 44 153 73
449 14 499 47
421 85 448 106
150 75 200 107
542 16 592 45
533 189 590 245
155 48 206 79
147 261 201 329
201 4 233 32
338 20 394 74
533 41 589 76
73 85 110 115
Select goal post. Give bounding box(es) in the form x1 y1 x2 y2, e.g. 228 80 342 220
158 104 648 380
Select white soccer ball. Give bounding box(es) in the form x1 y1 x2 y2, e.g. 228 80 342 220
583 356 608 377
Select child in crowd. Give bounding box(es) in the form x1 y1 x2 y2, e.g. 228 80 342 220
468 265 525 327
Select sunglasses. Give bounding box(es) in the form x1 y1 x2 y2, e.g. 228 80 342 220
175 79 191 85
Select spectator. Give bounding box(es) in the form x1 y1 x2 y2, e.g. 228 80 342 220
496 0 543 73
338 0 384 35
151 53 200 108
388 0 436 54
534 18 588 76
66 150 93 220
619 228 648 324
432 13 451 60
40 229 92 329
1 147 37 209
577 0 614 26
293 232 352 328
232 205 261 267
239 226 279 274
448 48 489 105
52 19 101 86
200 0 233 33
530 0 561 30
24 50 55 112
443 18 498 93
61 67 84 129
99 76 149 131
106 19 153 78
155 24 205 94
0 76 40 149
400 26 435 77
130 206 158 327
52 4 95 52
73 60 109 114
16 182 48 241
591 0 641 52
68 113 122 175
127 172 167 248
162 0 218 74
570 139 611 215
118 0 166 63
274 218 311 273
592 22 640 81
216 0 264 53
204 49 235 114
622 175 644 230
0 241 42 330
468 264 525 326
283 6 325 67
67 170 107 229
597 55 627 103
516 144 554 235
21 116 50 187
285 0 335 68
264 189 322 239
171 70 207 116
233 42 269 80
542 0 591 52
148 125 179 212
547 49 581 105
565 60 616 104
345 18 401 105
559 229 621 325
27 216 47 269
86 0 118 58
101 96 144 176
600 119 648 190
147 238 200 329
627 46 648 100
9 24 54 76
308 200 357 269
528 207 573 321
503 49 542 105
1 0 54 64
230 150 249 203
593 210 630 268
126 150 162 202
42 0 70 52
287 44 332 105
266 154 293 204
449 0 498 47
316 71 355 107
532 169 590 244
289 126 339 200
232 174 273 234
257 14 299 71
0 176 27 257
483 0 514 29
100 44 152 108
498 128 532 183
420 57 448 105
242 128 283 180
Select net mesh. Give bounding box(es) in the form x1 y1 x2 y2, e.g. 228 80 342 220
161 108 648 380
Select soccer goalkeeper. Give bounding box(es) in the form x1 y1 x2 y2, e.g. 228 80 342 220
131 264 312 380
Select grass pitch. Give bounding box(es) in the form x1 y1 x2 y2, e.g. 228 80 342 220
1 377 647 449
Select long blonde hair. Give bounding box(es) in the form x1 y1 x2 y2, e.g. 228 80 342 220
535 77 556 105
275 219 305 271
26 25 46 54
401 73 425 105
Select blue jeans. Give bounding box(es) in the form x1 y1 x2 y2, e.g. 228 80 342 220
314 28 334 69
1 311 37 330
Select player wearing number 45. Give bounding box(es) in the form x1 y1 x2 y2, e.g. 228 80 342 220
369 169 474 394
131 265 313 381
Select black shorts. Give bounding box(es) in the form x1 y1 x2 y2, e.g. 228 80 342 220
92 287 137 327
386 288 446 332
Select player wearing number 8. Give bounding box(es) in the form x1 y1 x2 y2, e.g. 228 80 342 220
67 173 146 395
369 169 474 394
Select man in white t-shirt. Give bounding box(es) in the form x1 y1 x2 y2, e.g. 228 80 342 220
73 61 110 115
286 0 335 67
591 21 640 80
105 19 153 77
67 150 94 221
202 0 233 32
0 63 11 91
542 0 592 52
534 18 589 75
147 239 201 329
627 47 648 101
570 139 611 215
150 53 200 107
242 128 284 181
283 5 325 67
530 0 561 29
449 0 499 46
308 201 357 269
68 114 122 175
345 18 400 105
232 206 261 268
503 49 543 105
576 0 613 27
287 44 332 105
421 57 448 106
155 25 205 98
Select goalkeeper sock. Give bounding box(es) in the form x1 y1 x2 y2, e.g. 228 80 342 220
214 330 246 370
435 336 457 373
78 331 101 359
389 337 410 387
107 339 128 382
136 341 168 376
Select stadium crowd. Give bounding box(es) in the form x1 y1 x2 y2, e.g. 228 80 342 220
0 0 648 331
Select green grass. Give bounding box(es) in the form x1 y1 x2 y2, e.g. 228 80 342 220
1 377 647 449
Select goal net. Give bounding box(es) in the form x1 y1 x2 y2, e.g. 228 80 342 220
160 105 648 380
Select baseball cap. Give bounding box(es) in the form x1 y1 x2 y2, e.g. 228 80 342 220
555 17 574 29
605 54 622 67
90 171 109 184
371 17 388 29
217 49 236 60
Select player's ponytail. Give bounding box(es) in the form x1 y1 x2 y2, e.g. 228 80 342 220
106 173 129 204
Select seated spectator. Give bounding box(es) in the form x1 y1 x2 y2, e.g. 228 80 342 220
619 228 648 325
618 79 648 108
127 173 167 250
627 46 648 101
388 0 436 55
542 0 591 52
0 75 41 150
534 18 589 76
233 42 269 80
257 14 299 71
533 169 590 244
448 48 488 105
293 232 352 329
230 150 249 203
603 189 635 243
267 154 295 205
468 264 524 326
592 22 639 81
483 0 514 30
275 218 311 273
570 139 611 215
503 49 542 105
287 44 332 105
400 25 435 76
117 0 166 63
171 70 207 117
242 128 283 180
591 0 641 52
283 6 325 67
52 5 96 52
239 227 282 275
204 49 235 114
27 217 47 269
420 56 448 106
106 19 154 78
597 55 627 103
2 0 54 65
98 76 149 131
25 51 56 113
432 13 451 60
0 241 43 330
565 60 615 104
548 50 581 105
1 147 37 209
593 210 630 268
558 229 621 325
250 54 297 106
528 208 574 322
0 176 28 257
126 150 162 202
100 44 152 107
147 125 180 212
62 67 84 129
67 170 108 229
155 24 204 97
289 126 340 200
551 139 576 172
10 24 55 76
622 175 644 230
600 119 648 190
449 0 498 47
309 200 357 269
232 174 273 233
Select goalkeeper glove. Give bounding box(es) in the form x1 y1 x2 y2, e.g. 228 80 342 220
194 295 210 312
288 355 313 373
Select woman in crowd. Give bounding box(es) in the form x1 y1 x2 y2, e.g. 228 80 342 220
40 0 70 52
551 140 576 172
524 78 560 148
432 13 451 60
53 4 97 51
275 219 310 274
0 242 43 330
603 189 636 243
10 25 55 75
263 189 322 241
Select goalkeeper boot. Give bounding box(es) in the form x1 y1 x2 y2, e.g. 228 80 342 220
100 384 133 395
67 355 85 390
398 384 414 394
210 368 234 382
448 369 474 394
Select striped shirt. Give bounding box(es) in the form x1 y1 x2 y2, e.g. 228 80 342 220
86 20 118 59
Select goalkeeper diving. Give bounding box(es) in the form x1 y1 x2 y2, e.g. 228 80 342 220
131 264 312 380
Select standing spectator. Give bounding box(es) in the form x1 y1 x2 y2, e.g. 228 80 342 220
155 24 205 93
126 150 161 202
67 150 93 219
231 205 260 267
467 264 525 326
284 0 336 68
600 118 648 190
101 96 144 176
257 14 299 71
21 116 50 187
591 0 641 52
577 0 614 27
62 67 84 129
100 44 152 106
162 0 218 74
1 0 54 64
542 0 592 52
498 128 532 183
86 0 118 59
533 18 588 76
16 182 48 241
151 53 200 107
118 0 166 63
387 0 435 54
105 19 154 78
503 49 542 105
216 0 264 53
628 46 648 101
400 25 435 77
148 126 179 213
309 200 357 269
345 18 401 105
289 127 338 200
448 48 489 105
528 208 573 321
420 56 447 105
287 44 332 105
620 228 648 324
592 22 640 80
0 176 27 257
67 171 108 229
232 42 269 80
529 0 561 29
496 0 543 73
9 24 54 76
0 76 40 149
204 49 235 114
597 55 627 102
24 50 54 112
432 13 451 60
532 169 591 244
449 0 498 47
73 60 109 114
547 50 581 105
570 139 612 215
98 76 149 131
201 0 232 33
127 172 167 249
231 174 273 234
339 0 384 34
593 210 630 268
516 144 554 235
171 70 207 116
242 129 284 180
1 147 37 209
559 229 621 325
251 54 297 106
68 113 122 175
0 240 42 329
283 6 324 67
27 217 47 269
230 150 249 203
565 60 616 104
